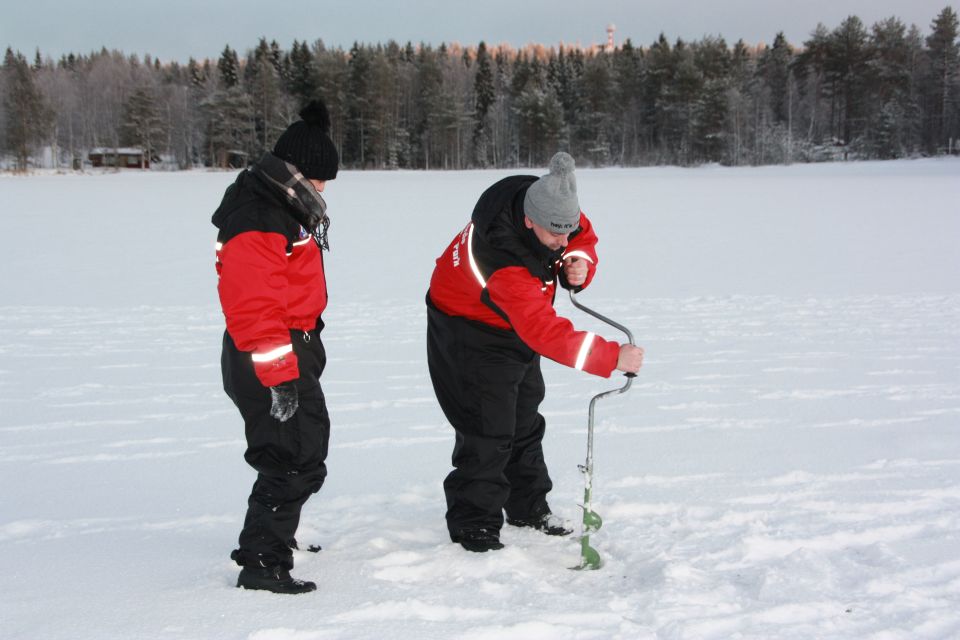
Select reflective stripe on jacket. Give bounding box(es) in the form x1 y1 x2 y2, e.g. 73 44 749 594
428 176 619 378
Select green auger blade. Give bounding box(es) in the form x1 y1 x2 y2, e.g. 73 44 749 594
582 507 603 533
580 485 603 533
571 487 604 570
575 534 603 570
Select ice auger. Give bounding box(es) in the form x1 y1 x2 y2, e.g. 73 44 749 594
568 289 637 570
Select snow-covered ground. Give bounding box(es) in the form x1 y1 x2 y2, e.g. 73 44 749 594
1 159 959 639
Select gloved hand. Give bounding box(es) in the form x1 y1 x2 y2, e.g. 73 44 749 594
269 381 299 422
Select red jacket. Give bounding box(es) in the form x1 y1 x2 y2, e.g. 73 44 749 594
429 176 620 378
213 171 327 387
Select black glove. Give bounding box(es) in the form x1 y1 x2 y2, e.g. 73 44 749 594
269 382 299 422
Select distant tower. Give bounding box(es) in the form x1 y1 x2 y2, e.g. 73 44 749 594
606 23 616 51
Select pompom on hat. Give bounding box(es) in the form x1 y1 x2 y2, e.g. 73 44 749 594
273 100 339 180
523 152 580 233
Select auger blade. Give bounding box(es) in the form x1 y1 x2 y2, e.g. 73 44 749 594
582 507 602 534
571 534 603 570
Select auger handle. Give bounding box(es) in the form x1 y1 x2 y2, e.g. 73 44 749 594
569 289 637 383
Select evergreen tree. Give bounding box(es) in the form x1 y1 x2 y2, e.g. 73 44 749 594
514 86 564 166
612 39 645 164
873 100 907 158
288 40 317 104
415 44 443 168
925 6 960 152
578 52 614 165
548 46 584 149
726 39 757 165
869 19 912 105
217 45 240 89
472 41 494 166
246 38 286 155
312 42 350 159
3 47 52 170
346 42 372 166
691 37 732 163
202 86 253 167
510 51 538 97
795 24 834 148
490 46 516 166
120 86 165 167
643 34 674 160
828 16 870 146
383 40 415 168
904 25 927 152
269 40 285 80
365 43 401 168
760 33 793 124
664 39 702 164
187 57 206 88
864 17 914 157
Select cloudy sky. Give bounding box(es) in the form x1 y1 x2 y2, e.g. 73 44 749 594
2 0 955 62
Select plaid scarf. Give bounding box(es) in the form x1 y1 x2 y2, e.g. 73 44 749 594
250 152 331 250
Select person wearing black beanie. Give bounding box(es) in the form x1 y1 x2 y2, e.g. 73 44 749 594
211 99 339 594
273 101 340 181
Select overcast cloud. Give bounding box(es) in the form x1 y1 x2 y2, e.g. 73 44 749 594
2 0 955 62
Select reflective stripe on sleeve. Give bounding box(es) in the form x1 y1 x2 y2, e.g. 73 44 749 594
467 223 487 288
251 344 293 363
562 250 595 264
574 332 596 371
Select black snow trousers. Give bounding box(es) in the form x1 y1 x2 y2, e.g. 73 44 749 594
221 325 330 570
426 299 553 537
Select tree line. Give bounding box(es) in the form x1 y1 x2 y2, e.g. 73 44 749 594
2 6 958 171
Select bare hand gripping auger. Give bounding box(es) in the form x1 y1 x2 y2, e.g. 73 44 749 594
568 289 636 570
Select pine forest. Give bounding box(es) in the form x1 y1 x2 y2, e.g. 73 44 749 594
2 7 958 171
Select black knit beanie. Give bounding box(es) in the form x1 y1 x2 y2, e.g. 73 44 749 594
273 100 339 180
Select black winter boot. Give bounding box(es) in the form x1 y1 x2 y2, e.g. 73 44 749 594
451 528 505 552
236 566 316 594
507 512 573 536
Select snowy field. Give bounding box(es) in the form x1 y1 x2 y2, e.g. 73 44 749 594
1 158 959 639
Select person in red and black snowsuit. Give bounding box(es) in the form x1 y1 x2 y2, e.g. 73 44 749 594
427 152 645 552
212 100 338 594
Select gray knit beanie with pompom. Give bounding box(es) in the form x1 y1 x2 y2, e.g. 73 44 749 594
523 152 580 233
